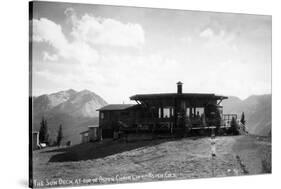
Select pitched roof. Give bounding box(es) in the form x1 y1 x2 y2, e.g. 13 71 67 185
97 104 137 111
80 130 89 134
88 125 99 128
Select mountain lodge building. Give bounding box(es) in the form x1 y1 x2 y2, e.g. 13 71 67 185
97 82 237 139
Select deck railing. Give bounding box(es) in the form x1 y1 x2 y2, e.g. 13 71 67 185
223 114 238 127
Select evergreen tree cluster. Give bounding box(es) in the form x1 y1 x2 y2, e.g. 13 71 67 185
56 124 63 146
39 117 49 144
38 117 63 146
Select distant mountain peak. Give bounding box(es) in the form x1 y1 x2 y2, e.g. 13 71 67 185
33 89 107 118
80 89 91 93
66 89 77 93
32 89 108 144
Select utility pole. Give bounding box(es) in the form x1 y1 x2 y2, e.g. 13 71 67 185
211 129 216 177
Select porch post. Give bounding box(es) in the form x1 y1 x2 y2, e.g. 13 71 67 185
160 104 164 118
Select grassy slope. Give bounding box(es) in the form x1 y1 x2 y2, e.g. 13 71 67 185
32 135 271 187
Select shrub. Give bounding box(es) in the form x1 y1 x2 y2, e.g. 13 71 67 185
261 151 272 173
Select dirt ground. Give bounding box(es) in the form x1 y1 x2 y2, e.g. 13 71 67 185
32 135 271 188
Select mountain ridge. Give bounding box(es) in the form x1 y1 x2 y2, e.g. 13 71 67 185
32 90 271 144
223 94 271 136
32 89 107 144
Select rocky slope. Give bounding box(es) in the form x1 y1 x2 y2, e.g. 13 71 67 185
32 89 107 144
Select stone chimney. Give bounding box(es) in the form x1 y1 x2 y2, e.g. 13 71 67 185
177 81 183 94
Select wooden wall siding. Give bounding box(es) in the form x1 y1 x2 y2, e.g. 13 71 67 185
98 97 226 136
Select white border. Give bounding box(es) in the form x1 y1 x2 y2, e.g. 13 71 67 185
0 0 279 189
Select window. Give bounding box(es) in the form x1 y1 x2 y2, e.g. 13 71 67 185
159 107 173 118
163 108 170 118
171 108 174 117
186 108 190 117
100 112 104 119
196 107 204 117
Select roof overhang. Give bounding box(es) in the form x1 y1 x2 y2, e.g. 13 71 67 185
97 104 139 111
80 130 89 134
130 93 228 101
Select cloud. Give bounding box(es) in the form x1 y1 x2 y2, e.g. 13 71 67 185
198 27 237 59
64 7 78 24
42 52 58 61
32 7 270 102
180 36 192 44
32 8 147 102
33 18 68 50
33 18 99 64
67 8 145 48
199 28 214 38
33 8 145 65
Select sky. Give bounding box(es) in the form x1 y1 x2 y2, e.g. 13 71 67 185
31 1 271 103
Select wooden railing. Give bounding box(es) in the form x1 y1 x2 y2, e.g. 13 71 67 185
223 114 238 127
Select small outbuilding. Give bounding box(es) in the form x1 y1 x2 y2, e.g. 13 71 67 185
32 131 40 150
80 130 89 144
88 125 100 142
97 104 137 138
80 125 101 144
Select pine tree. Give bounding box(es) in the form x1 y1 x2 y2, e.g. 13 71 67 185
240 112 245 125
39 117 49 144
45 119 49 143
56 124 63 146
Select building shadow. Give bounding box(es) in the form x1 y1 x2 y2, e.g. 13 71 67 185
48 137 178 163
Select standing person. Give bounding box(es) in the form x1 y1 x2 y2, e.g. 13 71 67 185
211 131 216 157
